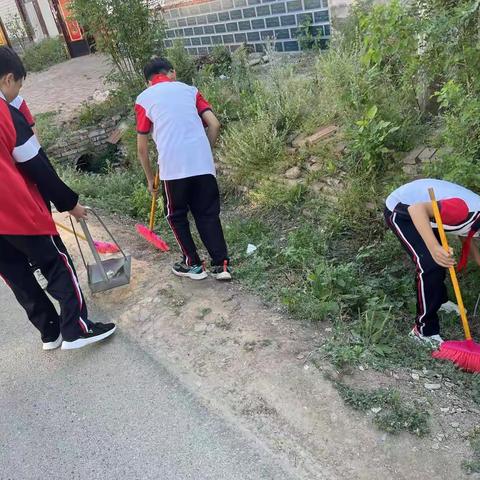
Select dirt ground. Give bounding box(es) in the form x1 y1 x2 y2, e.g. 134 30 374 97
53 210 479 480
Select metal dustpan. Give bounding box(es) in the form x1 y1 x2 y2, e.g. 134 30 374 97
70 209 131 293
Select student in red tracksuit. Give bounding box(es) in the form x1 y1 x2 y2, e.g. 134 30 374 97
0 46 116 351
135 57 231 282
385 178 480 347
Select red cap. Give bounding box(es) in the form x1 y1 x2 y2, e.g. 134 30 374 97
438 198 469 226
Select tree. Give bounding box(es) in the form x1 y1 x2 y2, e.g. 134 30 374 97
71 0 166 88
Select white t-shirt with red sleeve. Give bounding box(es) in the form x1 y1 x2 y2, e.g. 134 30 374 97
135 75 215 181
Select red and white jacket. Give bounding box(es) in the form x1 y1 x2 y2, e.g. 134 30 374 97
0 92 78 236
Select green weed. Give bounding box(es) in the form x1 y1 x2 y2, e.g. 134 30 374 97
333 381 430 436
463 428 480 474
22 38 68 72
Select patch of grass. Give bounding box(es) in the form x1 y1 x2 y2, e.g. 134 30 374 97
463 428 480 474
22 38 68 72
35 112 63 151
333 380 430 436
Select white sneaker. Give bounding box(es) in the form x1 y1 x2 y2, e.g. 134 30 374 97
409 326 444 347
43 334 62 351
439 301 462 316
33 269 48 290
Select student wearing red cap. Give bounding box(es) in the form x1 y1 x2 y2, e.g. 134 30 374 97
385 179 480 346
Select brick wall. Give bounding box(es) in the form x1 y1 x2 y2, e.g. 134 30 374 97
162 0 331 54
47 116 120 165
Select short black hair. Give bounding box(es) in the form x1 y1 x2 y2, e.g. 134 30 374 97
0 46 27 80
143 57 174 81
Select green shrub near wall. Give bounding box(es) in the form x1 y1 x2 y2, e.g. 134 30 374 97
22 38 68 72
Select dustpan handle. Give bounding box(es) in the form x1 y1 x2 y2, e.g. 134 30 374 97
85 207 128 261
80 218 109 281
69 216 90 273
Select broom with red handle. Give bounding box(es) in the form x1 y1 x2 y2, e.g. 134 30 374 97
135 171 169 252
429 188 480 372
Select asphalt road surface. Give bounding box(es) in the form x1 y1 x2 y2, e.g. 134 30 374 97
0 283 298 480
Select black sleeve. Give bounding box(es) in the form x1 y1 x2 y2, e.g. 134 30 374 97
10 106 79 212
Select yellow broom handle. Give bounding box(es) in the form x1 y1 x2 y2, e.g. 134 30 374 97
428 188 472 340
149 171 160 231
55 221 88 242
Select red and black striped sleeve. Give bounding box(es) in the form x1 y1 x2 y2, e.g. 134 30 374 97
9 106 78 212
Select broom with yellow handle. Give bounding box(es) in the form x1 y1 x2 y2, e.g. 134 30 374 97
429 188 480 372
55 221 120 254
135 171 169 252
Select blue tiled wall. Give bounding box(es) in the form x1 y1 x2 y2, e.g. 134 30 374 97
163 0 330 54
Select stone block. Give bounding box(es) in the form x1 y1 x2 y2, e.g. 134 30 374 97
304 0 321 9
284 40 299 51
281 15 296 26
227 22 239 31
243 7 256 17
271 2 286 13
230 9 243 19
287 0 302 11
418 147 437 162
256 5 270 15
305 125 338 145
235 33 248 42
275 28 290 39
261 29 274 39
219 11 230 21
266 16 280 27
251 18 265 29
314 9 329 22
239 20 251 30
402 146 425 165
215 23 227 33
247 31 261 41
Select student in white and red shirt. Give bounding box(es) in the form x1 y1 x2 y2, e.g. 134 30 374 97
385 178 480 346
0 47 116 350
135 57 231 281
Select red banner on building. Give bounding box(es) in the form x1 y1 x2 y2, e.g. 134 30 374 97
57 0 83 42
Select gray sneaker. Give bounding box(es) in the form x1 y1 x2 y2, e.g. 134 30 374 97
172 262 208 280
409 326 444 347
210 261 232 281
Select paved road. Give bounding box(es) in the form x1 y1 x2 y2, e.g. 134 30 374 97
0 283 297 480
22 54 111 119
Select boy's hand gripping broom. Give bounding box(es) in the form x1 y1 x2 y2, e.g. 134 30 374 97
429 187 480 372
135 171 169 252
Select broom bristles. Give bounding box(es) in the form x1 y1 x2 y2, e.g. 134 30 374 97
432 339 480 373
94 241 120 254
135 224 170 252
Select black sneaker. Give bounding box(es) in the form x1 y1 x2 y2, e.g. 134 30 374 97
172 261 208 280
211 260 232 281
61 322 117 350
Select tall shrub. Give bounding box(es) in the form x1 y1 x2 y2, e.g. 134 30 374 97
71 0 165 88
